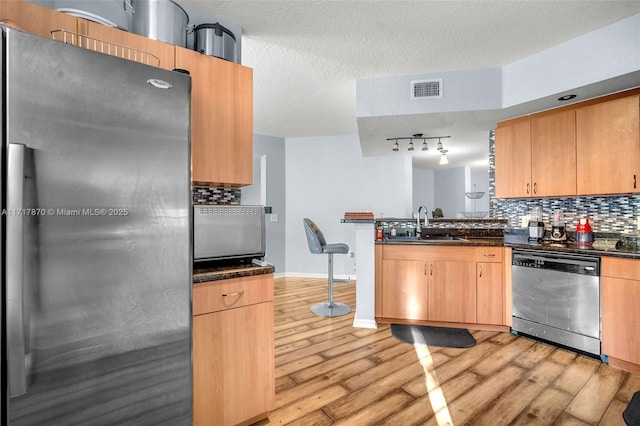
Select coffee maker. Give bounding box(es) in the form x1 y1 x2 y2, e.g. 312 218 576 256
528 206 545 241
550 209 567 242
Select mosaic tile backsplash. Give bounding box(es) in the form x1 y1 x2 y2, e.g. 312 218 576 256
488 130 640 233
192 186 241 205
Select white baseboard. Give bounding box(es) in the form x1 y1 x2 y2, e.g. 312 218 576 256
352 316 378 329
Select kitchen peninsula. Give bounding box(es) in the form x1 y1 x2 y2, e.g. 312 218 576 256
368 216 640 375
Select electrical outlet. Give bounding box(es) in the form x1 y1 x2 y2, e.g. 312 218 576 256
348 251 354 258
270 213 279 222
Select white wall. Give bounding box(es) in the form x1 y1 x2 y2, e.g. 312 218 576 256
433 167 469 218
412 167 435 216
470 169 490 213
502 14 640 107
285 134 412 277
241 134 286 274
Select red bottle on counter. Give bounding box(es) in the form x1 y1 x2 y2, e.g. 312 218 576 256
375 224 384 241
574 218 594 246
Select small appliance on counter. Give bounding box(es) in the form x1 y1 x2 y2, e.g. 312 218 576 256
194 205 265 262
528 206 545 241
193 22 237 63
574 217 595 246
550 209 567 242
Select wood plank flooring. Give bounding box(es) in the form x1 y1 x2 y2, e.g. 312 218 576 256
256 277 640 425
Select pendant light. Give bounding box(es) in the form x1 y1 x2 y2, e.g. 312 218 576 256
408 140 414 151
439 149 449 165
421 141 428 151
436 138 443 151
392 140 399 151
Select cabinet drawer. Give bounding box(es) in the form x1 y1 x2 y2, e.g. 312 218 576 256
193 274 273 316
602 257 640 281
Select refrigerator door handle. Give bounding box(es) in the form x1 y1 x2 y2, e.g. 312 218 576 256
7 143 29 397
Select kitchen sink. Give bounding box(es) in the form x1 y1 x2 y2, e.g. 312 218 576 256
422 235 461 240
385 235 470 243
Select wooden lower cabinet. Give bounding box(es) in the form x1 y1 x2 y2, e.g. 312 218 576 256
428 260 477 323
601 257 640 374
476 262 505 325
375 244 506 329
380 258 428 320
193 274 275 426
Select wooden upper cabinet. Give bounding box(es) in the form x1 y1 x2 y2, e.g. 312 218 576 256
1 0 83 40
85 22 175 70
495 119 531 198
576 95 640 195
530 109 577 197
175 47 253 186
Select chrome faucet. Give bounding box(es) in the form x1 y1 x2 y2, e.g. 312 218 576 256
417 205 429 235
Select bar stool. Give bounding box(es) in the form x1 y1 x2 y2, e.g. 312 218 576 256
302 218 351 317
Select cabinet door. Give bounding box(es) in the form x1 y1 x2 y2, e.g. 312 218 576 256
1 0 83 41
193 302 275 426
428 260 476 323
602 276 640 365
380 259 428 320
476 262 504 325
86 22 175 70
175 48 253 186
576 95 640 195
495 119 532 198
530 110 577 197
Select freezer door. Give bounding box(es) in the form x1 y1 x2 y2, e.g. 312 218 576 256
3 29 192 425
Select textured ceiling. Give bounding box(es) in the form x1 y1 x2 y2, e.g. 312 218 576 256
181 0 639 168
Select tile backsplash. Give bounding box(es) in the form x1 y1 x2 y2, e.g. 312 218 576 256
488 130 640 233
192 186 241 205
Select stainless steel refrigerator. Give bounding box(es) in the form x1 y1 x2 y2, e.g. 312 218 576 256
1 27 192 424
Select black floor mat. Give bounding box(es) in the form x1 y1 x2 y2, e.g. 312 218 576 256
624 391 640 426
390 324 476 348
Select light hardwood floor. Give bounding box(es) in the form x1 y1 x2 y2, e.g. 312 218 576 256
256 277 640 426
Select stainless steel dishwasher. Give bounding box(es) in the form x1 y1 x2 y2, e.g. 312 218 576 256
512 249 601 356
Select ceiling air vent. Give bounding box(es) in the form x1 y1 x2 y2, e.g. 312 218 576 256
411 78 442 100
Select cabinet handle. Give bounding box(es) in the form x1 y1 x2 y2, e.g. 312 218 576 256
222 291 244 297
429 264 433 276
533 182 537 194
634 174 637 189
424 264 427 276
526 183 530 194
483 253 496 258
479 266 483 278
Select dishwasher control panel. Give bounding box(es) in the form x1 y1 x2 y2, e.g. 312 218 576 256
512 250 599 276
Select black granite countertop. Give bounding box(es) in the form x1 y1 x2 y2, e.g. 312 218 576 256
376 228 640 259
193 259 275 284
503 231 640 259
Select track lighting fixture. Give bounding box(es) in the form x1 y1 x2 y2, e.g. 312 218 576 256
386 135 450 154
